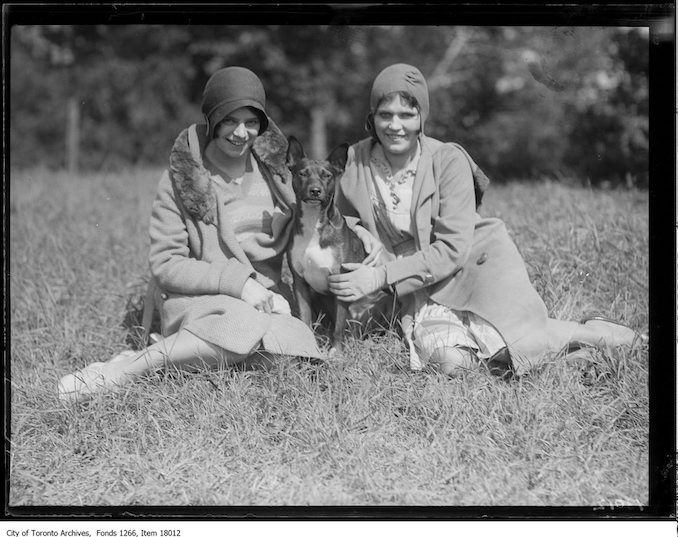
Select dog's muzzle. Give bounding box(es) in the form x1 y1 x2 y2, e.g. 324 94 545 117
303 186 326 203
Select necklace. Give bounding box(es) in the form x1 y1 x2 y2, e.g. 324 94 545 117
371 156 416 210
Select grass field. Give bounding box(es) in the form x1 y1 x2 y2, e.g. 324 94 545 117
8 167 649 508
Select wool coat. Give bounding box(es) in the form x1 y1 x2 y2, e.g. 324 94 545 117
336 136 550 375
146 121 322 359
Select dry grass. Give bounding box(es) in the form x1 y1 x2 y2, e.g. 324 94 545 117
8 167 649 507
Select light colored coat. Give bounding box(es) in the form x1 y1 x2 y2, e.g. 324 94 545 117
337 136 549 374
145 122 322 358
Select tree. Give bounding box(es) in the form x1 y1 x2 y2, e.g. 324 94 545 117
10 24 649 187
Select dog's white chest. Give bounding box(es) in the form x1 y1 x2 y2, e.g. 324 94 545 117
290 208 338 294
302 240 336 294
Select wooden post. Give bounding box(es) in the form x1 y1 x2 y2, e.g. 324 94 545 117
66 97 80 173
310 106 327 160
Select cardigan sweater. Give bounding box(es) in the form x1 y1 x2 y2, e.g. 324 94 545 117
146 123 322 358
336 136 549 375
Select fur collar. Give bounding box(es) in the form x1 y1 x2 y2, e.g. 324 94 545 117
168 119 291 224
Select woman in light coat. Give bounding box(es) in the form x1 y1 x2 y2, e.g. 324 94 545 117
328 63 644 377
58 67 340 402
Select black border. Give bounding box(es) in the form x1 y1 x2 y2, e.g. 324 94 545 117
2 3 675 26
3 1 675 521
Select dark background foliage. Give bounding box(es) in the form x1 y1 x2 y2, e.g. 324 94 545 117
10 24 649 186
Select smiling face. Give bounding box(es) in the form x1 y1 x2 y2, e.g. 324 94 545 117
373 93 421 162
212 106 261 160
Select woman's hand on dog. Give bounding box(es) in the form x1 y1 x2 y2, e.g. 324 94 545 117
329 264 387 302
241 278 291 314
354 225 383 267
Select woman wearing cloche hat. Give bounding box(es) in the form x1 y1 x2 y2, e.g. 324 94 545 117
58 66 365 402
328 63 646 378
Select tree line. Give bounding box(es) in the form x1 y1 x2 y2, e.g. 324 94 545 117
9 24 649 186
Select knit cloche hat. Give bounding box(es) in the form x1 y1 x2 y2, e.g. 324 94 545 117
369 63 430 132
201 66 269 138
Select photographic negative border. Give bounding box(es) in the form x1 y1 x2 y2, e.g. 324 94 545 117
2 0 675 522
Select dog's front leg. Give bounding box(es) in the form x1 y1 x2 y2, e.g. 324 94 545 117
330 300 350 358
292 272 314 327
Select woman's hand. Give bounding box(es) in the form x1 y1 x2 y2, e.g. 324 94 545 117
241 278 291 314
240 278 273 313
328 264 387 302
354 225 383 267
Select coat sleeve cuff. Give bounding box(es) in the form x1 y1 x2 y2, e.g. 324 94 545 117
385 258 436 296
218 260 257 298
384 257 432 286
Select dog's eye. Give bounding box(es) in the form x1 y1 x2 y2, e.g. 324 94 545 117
322 171 332 179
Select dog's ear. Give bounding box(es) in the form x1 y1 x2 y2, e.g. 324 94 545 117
286 136 306 169
327 143 349 173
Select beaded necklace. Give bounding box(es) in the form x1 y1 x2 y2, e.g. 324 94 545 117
369 144 420 210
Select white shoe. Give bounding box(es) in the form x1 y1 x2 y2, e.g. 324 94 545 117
581 316 647 346
58 362 109 403
58 351 136 403
109 349 137 363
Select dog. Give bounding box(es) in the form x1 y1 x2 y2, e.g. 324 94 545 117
285 136 368 356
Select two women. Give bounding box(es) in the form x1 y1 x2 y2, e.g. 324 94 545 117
58 63 643 402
